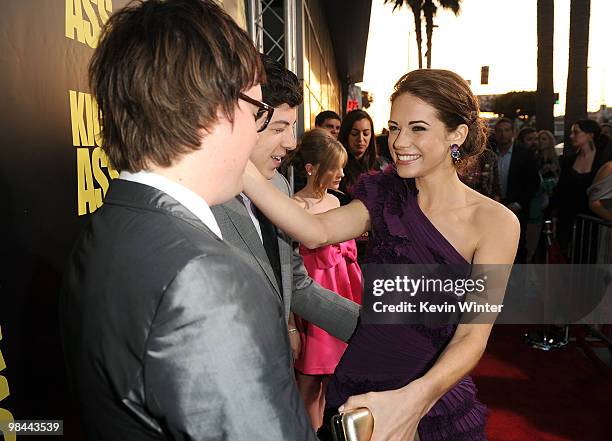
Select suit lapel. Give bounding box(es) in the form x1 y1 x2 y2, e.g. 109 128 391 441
222 197 282 299
270 173 294 322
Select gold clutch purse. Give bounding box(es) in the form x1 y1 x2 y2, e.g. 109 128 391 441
330 407 421 441
330 407 374 441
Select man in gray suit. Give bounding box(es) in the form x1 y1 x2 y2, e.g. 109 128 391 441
212 56 360 361
60 1 316 440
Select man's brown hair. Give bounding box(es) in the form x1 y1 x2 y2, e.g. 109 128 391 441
89 0 264 172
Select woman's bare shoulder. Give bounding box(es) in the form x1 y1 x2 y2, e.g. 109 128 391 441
468 188 519 233
325 192 341 208
594 161 612 182
292 193 310 210
465 189 520 262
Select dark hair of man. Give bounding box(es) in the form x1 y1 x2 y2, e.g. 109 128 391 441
338 109 378 192
315 110 341 127
517 126 537 144
260 54 303 108
89 0 264 172
495 117 514 130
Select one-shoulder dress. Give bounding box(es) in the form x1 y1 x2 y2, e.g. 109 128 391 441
323 167 487 441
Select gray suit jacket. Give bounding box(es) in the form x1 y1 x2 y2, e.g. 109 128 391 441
212 173 359 343
60 180 316 441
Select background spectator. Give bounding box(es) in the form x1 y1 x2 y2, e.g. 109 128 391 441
315 110 341 139
493 118 540 262
550 119 611 257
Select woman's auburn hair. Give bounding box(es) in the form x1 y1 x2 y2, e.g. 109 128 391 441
391 69 487 171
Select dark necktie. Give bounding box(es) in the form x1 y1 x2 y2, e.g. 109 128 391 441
253 206 283 293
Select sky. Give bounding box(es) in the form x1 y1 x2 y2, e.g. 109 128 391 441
358 0 612 132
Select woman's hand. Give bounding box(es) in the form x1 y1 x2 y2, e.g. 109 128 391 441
339 380 430 441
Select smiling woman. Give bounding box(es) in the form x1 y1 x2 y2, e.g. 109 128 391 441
242 68 520 441
387 69 487 178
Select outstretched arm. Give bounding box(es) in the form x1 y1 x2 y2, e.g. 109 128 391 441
243 162 370 248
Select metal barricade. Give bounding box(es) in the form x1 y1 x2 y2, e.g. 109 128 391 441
525 216 612 355
570 214 612 264
569 214 612 365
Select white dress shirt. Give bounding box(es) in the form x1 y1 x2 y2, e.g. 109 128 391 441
497 143 514 199
240 193 263 243
119 170 223 240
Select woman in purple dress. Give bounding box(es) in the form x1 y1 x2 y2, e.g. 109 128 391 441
244 69 519 440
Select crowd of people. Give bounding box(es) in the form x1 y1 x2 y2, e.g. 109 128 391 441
58 1 610 441
307 111 611 265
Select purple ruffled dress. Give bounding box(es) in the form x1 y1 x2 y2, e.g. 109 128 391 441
324 167 487 441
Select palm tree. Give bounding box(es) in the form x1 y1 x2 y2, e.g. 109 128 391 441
564 0 591 153
385 0 424 68
423 0 461 69
536 0 555 132
385 0 461 69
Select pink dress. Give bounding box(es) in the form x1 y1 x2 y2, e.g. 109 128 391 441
294 240 363 375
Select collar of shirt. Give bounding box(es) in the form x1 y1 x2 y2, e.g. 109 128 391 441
119 170 223 240
498 142 514 157
240 193 263 243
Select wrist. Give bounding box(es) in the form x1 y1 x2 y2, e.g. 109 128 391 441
401 377 440 415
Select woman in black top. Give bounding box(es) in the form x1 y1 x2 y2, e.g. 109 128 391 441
335 110 381 204
334 110 381 261
551 119 611 258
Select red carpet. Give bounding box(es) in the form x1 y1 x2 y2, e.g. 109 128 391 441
472 325 612 441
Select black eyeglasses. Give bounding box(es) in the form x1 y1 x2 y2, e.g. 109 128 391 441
239 93 275 133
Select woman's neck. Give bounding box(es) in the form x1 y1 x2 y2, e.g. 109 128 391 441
297 179 325 199
414 163 465 212
577 143 595 157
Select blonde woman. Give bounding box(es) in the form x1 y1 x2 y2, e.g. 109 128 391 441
290 129 363 430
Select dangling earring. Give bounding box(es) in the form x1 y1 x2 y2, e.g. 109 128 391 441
307 171 312 176
451 144 461 161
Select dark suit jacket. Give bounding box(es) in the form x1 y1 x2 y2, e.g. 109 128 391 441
212 173 359 344
501 144 541 224
60 180 316 441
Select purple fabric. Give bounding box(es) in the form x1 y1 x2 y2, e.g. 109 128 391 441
325 167 487 441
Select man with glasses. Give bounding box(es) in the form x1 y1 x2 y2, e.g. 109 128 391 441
59 1 316 440
213 55 359 363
